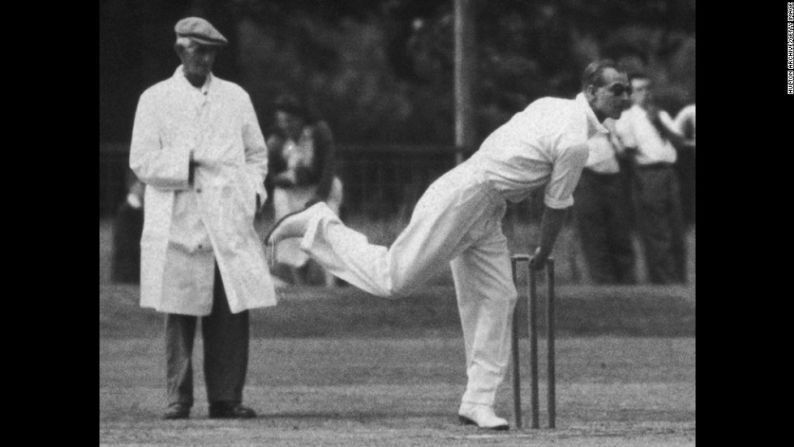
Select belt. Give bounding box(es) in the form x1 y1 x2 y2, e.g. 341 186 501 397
583 168 619 176
635 162 673 170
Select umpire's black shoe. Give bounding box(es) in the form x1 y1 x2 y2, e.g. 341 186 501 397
162 403 191 420
208 402 257 419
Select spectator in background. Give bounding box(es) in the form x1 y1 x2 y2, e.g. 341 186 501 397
674 103 696 149
129 17 276 420
614 73 687 284
111 178 145 283
266 94 343 286
573 121 636 284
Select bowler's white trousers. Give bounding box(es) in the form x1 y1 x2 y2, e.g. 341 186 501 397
299 163 518 405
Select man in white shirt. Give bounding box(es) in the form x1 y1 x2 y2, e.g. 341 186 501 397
572 123 636 284
130 17 276 420
266 60 630 430
614 73 687 284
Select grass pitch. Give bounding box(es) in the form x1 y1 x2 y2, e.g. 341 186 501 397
100 283 695 446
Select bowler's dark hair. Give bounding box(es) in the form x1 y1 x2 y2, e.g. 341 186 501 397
580 59 619 91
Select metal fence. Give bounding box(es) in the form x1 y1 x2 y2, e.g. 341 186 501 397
334 144 461 219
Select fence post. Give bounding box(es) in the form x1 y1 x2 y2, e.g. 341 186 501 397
454 0 476 165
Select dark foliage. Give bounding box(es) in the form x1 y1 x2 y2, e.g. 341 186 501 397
100 0 695 145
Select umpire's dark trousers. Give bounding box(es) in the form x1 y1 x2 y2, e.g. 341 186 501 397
165 264 249 407
573 169 636 284
632 163 687 284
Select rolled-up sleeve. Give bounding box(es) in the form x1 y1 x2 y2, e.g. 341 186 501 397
129 90 192 190
543 142 589 209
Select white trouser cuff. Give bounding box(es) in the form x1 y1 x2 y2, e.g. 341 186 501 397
299 203 334 254
461 393 496 406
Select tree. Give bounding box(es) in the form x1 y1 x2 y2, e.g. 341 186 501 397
101 0 696 145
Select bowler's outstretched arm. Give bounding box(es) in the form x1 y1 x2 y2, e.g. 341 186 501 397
531 206 567 270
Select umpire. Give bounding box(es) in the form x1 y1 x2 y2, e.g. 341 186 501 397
129 17 276 420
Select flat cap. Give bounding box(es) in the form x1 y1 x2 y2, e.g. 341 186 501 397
174 17 228 46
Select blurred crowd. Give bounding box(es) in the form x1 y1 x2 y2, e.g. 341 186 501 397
573 72 695 285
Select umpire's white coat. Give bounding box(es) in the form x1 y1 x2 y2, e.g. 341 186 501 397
130 66 276 316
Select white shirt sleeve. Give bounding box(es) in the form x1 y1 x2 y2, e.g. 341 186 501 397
543 142 589 209
658 110 683 137
674 105 695 136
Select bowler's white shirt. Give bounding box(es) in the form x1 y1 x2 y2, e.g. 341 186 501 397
615 104 677 165
469 93 607 208
585 131 620 174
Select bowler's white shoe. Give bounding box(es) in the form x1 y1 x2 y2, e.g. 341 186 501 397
458 403 509 430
